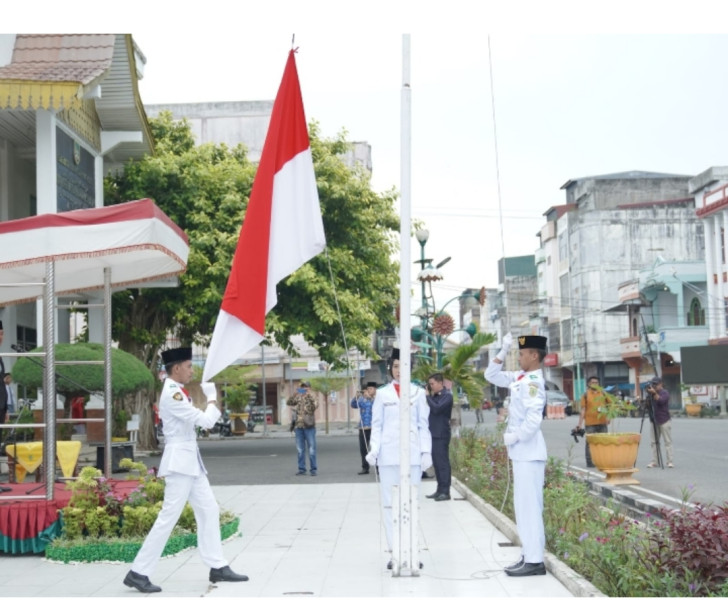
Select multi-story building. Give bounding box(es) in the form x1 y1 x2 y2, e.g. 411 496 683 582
537 171 704 401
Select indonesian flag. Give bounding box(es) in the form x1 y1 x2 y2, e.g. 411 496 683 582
202 50 326 382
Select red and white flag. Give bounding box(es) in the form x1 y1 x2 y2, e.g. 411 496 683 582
202 50 326 382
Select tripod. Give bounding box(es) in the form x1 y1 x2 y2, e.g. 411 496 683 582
638 315 664 469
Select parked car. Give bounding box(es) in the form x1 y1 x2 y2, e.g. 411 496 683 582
545 389 574 414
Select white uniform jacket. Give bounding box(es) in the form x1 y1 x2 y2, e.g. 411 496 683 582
369 381 432 466
157 378 220 478
485 362 547 462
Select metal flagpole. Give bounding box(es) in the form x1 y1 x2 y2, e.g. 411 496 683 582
394 32 417 577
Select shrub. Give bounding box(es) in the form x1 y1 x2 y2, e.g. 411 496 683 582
641 503 728 595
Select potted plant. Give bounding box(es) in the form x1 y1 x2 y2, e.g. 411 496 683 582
585 387 641 485
680 384 701 417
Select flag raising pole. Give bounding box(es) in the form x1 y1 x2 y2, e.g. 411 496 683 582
393 32 417 577
202 49 326 383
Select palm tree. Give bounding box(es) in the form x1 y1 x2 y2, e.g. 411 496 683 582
413 330 495 432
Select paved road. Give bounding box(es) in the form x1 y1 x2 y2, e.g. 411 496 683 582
147 428 378 486
145 408 727 507
463 407 728 507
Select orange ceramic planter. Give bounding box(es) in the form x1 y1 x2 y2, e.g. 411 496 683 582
586 432 641 485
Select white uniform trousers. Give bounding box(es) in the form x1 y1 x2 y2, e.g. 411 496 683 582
131 472 227 576
511 459 545 563
378 465 422 551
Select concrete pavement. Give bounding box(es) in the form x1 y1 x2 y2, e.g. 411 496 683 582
0 474 593 598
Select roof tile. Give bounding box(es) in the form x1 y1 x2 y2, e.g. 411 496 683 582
0 34 116 85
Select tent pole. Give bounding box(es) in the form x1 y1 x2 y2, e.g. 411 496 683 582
104 267 112 478
44 259 56 499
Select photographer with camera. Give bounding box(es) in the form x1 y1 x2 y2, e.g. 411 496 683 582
645 377 673 468
573 376 609 468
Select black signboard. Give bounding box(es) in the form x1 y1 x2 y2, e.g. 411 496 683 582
681 345 728 384
56 128 95 212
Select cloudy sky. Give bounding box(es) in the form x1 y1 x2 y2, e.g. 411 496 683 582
8 1 728 313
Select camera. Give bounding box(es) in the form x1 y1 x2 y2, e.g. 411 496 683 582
570 427 585 443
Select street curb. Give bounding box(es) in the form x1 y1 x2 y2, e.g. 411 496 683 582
452 477 606 598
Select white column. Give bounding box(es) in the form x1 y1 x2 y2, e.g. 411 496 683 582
714 215 725 339
95 154 104 208
704 217 717 339
35 110 57 215
35 110 58 346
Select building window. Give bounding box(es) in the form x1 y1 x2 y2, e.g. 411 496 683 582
560 274 570 307
558 233 567 262
687 298 705 326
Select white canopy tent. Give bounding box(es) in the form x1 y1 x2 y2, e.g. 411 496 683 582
0 198 189 498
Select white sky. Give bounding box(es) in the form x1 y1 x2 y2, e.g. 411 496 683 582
8 1 728 314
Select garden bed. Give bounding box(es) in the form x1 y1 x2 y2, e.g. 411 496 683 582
46 516 239 563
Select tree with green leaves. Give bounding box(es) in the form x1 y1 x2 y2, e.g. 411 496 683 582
309 374 351 434
104 112 400 447
105 114 399 366
413 330 495 429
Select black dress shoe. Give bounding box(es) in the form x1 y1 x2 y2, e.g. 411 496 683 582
123 570 162 593
505 556 524 570
505 562 546 577
425 492 438 499
295 471 306 475
358 469 370 475
209 565 249 583
421 472 433 479
387 560 423 570
434 493 451 501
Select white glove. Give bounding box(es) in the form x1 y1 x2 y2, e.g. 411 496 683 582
201 382 217 402
496 332 513 362
365 451 378 466
421 452 433 471
503 432 518 446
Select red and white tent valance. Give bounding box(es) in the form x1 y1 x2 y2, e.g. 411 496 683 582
0 198 189 306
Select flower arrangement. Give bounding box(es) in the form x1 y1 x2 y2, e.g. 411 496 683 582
46 461 239 563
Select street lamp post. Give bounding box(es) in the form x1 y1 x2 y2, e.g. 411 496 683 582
415 229 430 334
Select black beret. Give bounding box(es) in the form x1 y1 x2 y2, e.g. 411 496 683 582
517 335 547 351
162 347 192 364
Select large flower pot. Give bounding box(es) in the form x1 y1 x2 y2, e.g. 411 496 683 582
685 403 701 417
586 432 641 485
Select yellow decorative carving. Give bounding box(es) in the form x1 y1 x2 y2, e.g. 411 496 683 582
0 81 83 111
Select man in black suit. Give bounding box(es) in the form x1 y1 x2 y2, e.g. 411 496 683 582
425 372 453 501
0 321 8 443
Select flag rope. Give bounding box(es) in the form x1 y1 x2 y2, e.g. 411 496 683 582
324 246 388 558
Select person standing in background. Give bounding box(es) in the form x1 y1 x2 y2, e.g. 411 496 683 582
574 376 609 468
425 373 453 501
646 376 673 468
287 381 319 476
0 321 8 440
351 381 377 475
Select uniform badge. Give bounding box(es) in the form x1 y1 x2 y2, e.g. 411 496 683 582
528 384 538 397
173 392 184 401
529 374 538 380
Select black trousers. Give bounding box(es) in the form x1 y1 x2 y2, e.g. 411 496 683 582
585 424 608 467
432 434 451 494
358 428 372 471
